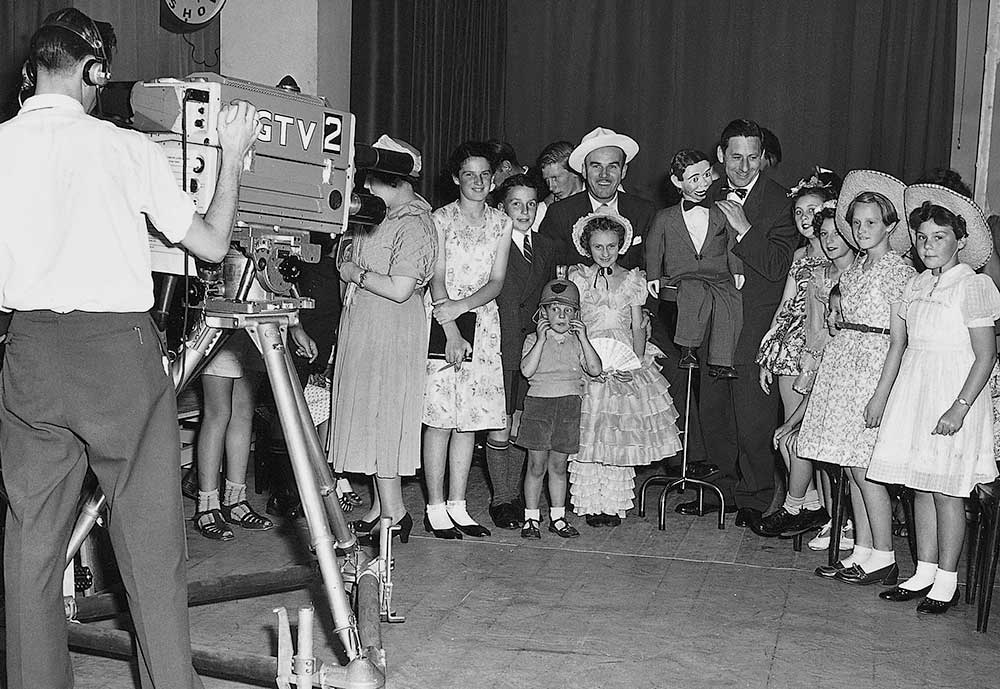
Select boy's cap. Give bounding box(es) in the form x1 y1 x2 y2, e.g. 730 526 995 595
539 279 580 308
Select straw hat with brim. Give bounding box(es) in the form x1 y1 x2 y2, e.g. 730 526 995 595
571 207 634 258
568 127 639 173
836 170 911 253
904 184 993 270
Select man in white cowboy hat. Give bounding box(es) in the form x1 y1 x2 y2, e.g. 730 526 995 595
538 126 655 270
675 118 799 528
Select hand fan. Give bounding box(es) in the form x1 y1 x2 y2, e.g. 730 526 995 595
590 337 641 372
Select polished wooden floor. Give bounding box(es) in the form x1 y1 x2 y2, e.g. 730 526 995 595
64 460 1000 689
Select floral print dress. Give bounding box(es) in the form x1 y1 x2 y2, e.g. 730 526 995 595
421 201 509 432
756 253 829 376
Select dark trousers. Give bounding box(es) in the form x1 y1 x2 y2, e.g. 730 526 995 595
1 311 202 689
649 301 706 465
699 360 782 511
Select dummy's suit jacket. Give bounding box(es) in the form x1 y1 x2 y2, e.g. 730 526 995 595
707 175 798 365
538 191 656 270
645 204 736 287
497 232 557 371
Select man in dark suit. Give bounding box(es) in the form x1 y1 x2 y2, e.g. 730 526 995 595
488 173 557 529
675 119 799 527
538 127 654 270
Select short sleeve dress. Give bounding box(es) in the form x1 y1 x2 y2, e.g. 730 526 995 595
566 264 682 517
796 252 915 468
868 265 1000 496
329 196 438 478
421 202 508 432
756 253 829 376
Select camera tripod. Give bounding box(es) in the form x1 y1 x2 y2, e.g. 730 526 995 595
64 264 397 688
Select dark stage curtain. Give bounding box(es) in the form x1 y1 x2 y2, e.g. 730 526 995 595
1 0 220 122
503 0 957 204
350 0 507 204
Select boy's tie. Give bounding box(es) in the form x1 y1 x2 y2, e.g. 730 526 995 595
522 231 533 263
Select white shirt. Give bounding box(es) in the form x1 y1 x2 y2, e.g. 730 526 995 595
0 94 195 312
726 172 760 206
589 193 619 214
681 204 710 253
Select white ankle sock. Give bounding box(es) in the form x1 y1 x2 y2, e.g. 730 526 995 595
927 569 958 602
783 494 805 515
197 490 220 513
803 489 822 511
446 500 477 526
900 560 938 591
550 506 565 521
524 508 540 521
223 479 246 506
426 502 452 530
864 548 895 572
843 545 872 568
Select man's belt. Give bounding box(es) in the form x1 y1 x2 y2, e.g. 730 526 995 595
837 321 889 335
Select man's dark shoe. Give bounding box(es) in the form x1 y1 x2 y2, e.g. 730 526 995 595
675 500 737 517
707 364 738 379
779 507 830 537
603 514 621 527
686 462 720 480
735 507 763 528
753 507 797 537
489 502 523 530
678 346 699 369
585 514 606 527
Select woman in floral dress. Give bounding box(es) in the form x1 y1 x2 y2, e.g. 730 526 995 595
422 141 511 539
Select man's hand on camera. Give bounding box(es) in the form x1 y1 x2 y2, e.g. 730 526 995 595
217 100 261 162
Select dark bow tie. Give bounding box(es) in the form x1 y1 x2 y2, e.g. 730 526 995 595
682 198 711 212
721 186 748 200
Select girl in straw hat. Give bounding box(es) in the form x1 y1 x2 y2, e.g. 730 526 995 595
795 170 915 586
867 185 1000 614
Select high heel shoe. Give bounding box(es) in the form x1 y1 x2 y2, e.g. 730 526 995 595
423 514 463 540
349 515 380 535
450 519 491 538
356 513 414 545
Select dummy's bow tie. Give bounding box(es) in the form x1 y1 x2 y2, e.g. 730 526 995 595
682 199 711 212
721 186 748 199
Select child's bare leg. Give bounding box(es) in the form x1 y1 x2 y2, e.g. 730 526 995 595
422 426 452 529
893 490 940 592
925 492 965 602
546 451 569 509
523 450 548 511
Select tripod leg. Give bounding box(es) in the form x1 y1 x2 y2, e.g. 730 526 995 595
250 320 361 660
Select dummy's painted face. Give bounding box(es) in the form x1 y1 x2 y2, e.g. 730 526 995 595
542 162 581 201
588 228 622 268
543 303 576 333
793 193 825 239
717 135 762 189
672 160 713 202
818 217 853 261
826 292 843 333
850 201 893 251
584 147 626 202
453 156 493 203
914 219 964 273
501 185 539 234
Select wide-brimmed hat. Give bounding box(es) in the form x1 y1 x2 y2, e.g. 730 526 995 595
836 170 911 253
372 134 422 176
571 207 634 257
539 279 581 309
904 184 993 269
568 127 639 173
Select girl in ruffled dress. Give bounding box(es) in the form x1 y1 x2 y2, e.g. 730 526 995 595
868 185 1000 614
794 171 915 586
566 210 682 526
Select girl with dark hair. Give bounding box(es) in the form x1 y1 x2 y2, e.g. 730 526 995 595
422 141 511 538
868 187 1000 614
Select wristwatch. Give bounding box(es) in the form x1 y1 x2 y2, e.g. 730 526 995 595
358 269 369 290
956 397 972 408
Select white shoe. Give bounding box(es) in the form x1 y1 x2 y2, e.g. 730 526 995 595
807 519 854 551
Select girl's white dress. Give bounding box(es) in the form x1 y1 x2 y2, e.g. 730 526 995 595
868 264 1000 496
567 264 682 517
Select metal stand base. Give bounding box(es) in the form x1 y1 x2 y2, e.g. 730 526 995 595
637 367 726 531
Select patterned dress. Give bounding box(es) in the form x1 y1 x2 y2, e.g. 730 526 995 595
567 264 683 517
421 202 509 432
330 196 438 477
868 265 1000 496
796 252 914 468
756 253 828 376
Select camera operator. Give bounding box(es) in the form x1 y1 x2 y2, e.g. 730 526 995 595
0 8 260 689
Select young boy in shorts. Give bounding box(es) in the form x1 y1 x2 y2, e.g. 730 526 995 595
518 279 603 538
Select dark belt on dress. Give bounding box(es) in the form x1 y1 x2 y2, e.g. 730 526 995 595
836 321 889 335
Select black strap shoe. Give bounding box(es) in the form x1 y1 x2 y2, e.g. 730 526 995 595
879 584 932 602
423 514 463 539
916 589 960 614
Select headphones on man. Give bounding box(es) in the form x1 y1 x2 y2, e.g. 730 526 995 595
21 9 111 95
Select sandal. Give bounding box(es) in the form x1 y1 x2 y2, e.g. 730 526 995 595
221 500 274 531
337 489 355 513
194 509 235 541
